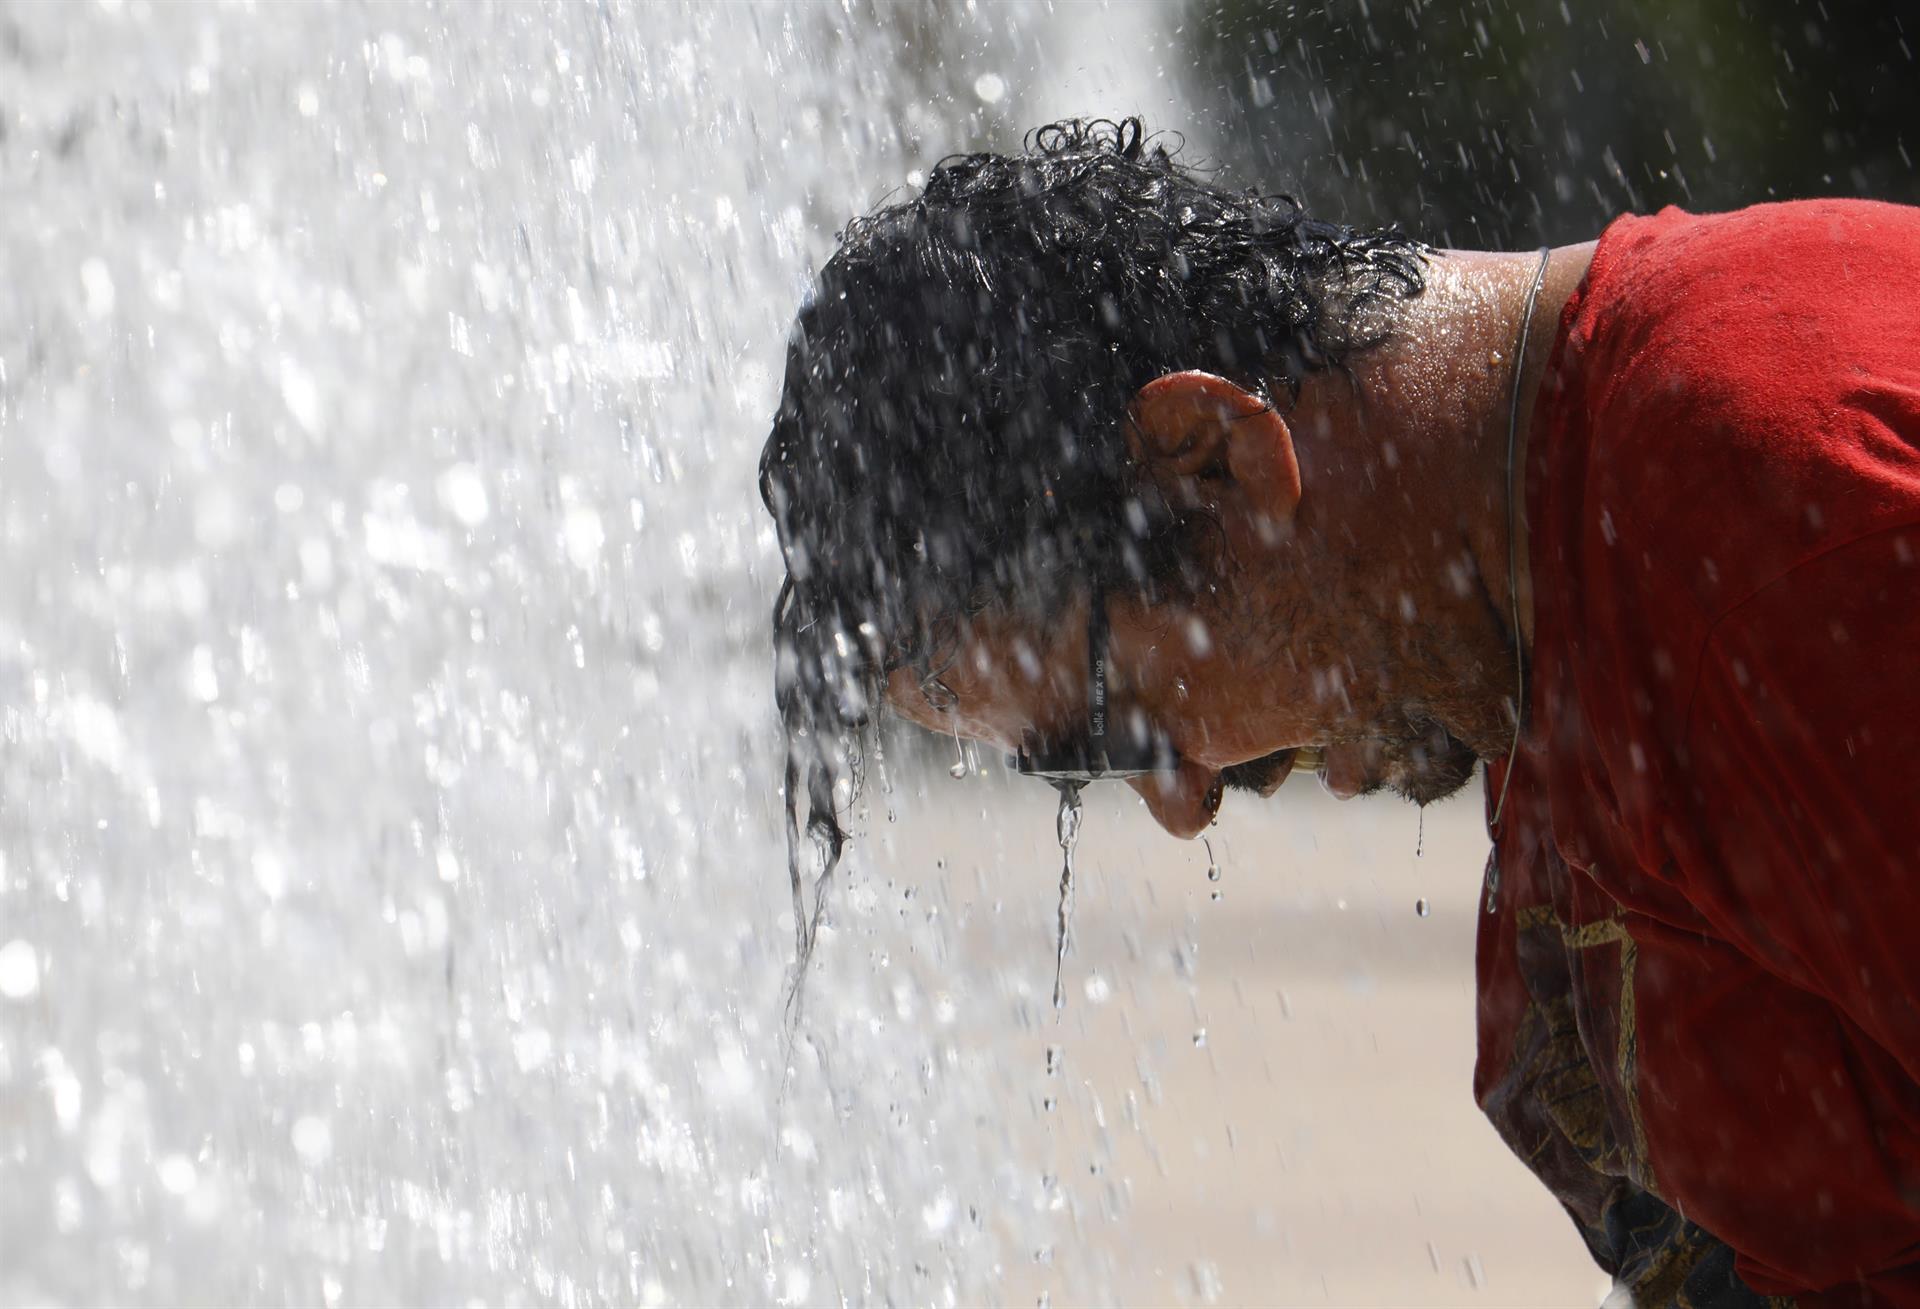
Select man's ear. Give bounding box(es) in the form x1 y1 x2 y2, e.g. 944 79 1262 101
1129 371 1302 521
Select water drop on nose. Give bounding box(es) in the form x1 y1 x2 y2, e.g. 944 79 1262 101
1415 898 1430 917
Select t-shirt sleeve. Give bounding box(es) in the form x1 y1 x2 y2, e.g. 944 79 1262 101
1648 523 1920 1300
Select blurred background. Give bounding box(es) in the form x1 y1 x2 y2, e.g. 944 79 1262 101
1186 0 1920 244
0 1 1909 1306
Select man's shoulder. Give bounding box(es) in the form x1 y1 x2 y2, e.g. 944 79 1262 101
1551 197 1920 623
1576 199 1920 427
1590 197 1920 308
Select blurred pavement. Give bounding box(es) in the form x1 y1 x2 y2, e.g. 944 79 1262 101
870 764 1607 1307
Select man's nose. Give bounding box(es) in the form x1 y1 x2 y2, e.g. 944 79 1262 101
1126 758 1222 839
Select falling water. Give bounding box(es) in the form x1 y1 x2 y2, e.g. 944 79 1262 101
0 3 1178 1303
1049 781 1085 1013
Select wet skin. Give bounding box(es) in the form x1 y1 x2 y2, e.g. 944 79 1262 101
879 364 1484 838
883 590 1478 839
881 245 1598 840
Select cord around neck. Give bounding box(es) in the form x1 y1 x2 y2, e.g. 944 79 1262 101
1488 246 1552 830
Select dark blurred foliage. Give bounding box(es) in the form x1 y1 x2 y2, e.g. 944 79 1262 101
1180 0 1920 247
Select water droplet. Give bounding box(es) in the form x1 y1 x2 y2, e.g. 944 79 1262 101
1192 1027 1207 1048
1415 898 1430 917
0 940 41 1000
512 1027 552 1071
291 1115 333 1167
157 1153 198 1196
1183 616 1212 656
436 462 490 526
948 761 968 779
80 258 116 319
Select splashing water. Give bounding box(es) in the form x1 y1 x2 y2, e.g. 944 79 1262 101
0 2 1169 1303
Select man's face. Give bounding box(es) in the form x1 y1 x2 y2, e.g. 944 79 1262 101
876 368 1490 835
883 585 1481 838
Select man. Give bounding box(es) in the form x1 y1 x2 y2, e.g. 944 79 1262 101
760 118 1920 1306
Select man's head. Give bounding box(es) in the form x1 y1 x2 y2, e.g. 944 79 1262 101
759 119 1443 934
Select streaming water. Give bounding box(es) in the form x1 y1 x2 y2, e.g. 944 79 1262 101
1049 781 1086 1013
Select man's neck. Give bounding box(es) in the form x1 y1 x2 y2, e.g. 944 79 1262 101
1277 245 1593 754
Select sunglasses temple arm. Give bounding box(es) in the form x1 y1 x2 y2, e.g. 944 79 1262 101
1087 583 1109 749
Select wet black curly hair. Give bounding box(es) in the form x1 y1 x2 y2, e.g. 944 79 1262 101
759 118 1425 978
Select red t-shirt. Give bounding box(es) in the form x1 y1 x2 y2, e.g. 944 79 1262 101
1477 201 1920 1307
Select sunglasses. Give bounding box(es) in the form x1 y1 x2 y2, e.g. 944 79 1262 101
1008 585 1327 789
1009 585 1178 782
